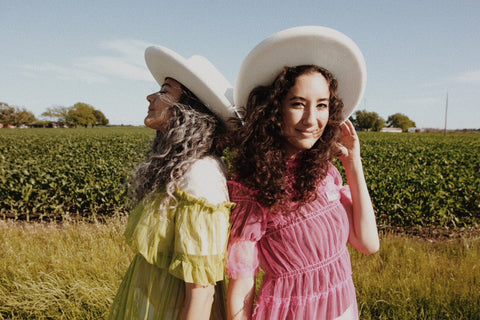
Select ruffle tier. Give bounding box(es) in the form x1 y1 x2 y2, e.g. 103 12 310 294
108 255 228 319
253 248 356 319
124 190 234 285
108 190 233 319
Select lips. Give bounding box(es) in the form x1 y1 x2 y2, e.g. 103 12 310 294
297 128 319 136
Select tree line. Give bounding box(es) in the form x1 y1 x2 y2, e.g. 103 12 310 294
0 102 109 128
2 101 415 132
350 110 416 132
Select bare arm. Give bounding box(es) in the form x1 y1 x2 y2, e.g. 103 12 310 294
338 120 380 254
182 283 215 320
227 277 255 320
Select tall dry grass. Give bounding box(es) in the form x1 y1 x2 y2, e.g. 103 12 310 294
0 218 133 319
352 233 480 319
1 220 479 319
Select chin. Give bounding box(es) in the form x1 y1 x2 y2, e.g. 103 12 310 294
302 140 318 150
144 120 156 130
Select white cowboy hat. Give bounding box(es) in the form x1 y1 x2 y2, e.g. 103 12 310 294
145 45 235 125
234 26 367 121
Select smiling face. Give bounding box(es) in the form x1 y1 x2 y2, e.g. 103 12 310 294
281 71 330 158
144 78 183 131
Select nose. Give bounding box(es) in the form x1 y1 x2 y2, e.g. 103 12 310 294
302 106 317 126
146 92 157 102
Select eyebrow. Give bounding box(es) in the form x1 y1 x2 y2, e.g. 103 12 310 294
162 79 183 91
287 95 329 103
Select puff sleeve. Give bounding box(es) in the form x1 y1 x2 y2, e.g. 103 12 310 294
169 157 233 285
329 164 353 215
124 157 234 286
226 180 267 279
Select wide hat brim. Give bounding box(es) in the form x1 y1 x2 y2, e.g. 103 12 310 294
234 26 367 121
145 45 235 125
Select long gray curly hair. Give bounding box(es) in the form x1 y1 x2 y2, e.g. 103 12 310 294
130 85 226 206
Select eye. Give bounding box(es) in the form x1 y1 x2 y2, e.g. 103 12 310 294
291 102 304 108
316 103 328 109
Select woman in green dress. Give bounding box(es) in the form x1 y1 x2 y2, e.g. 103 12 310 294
108 45 236 320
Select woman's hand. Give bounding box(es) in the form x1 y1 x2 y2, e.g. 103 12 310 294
227 277 255 320
182 283 215 320
338 119 361 164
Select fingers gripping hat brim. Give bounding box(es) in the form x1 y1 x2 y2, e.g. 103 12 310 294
145 45 235 125
234 26 367 121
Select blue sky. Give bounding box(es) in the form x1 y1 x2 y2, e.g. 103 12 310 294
1 0 479 129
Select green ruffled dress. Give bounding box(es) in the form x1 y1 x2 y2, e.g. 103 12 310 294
108 189 234 319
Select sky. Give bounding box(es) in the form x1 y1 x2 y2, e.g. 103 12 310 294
1 0 479 129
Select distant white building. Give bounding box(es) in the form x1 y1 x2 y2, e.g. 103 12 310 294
381 127 402 133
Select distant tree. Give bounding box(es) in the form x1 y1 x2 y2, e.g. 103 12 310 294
387 113 416 132
13 108 36 126
41 106 69 124
0 103 36 126
40 103 109 128
0 102 15 125
66 103 97 127
351 110 385 131
93 109 109 126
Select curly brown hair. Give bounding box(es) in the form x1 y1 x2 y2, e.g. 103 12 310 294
228 65 344 210
130 83 226 206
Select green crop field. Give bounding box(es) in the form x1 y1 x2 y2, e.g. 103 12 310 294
1 127 479 232
354 132 480 232
0 127 151 221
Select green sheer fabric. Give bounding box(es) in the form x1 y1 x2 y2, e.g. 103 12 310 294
108 190 234 319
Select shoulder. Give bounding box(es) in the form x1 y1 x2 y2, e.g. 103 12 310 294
227 179 258 202
227 179 247 196
188 156 226 179
327 162 343 186
227 179 268 240
179 156 229 205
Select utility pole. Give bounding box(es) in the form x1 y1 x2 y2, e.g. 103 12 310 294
444 93 448 136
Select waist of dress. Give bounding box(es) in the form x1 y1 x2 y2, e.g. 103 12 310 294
267 246 349 279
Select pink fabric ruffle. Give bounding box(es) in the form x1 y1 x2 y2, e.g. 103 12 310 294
227 239 259 279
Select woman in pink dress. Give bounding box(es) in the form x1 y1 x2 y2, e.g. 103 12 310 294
226 26 380 320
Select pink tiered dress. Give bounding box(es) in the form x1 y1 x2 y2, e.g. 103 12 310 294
227 162 358 320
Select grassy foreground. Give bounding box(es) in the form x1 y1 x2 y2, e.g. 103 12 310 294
1 220 479 319
0 219 133 319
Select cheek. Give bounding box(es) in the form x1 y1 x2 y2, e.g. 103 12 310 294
154 108 171 121
317 110 330 124
152 100 172 115
282 110 301 128
314 113 330 136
